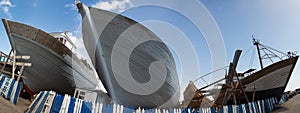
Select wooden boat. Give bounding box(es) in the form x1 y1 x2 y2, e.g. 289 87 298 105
2 19 99 95
189 39 298 107
76 1 180 108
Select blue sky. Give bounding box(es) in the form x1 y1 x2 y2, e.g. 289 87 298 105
1 0 300 93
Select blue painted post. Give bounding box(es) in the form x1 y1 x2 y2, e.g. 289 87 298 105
50 93 64 113
210 107 216 113
0 75 6 88
27 91 45 113
36 91 50 113
102 103 106 113
218 107 223 113
228 105 233 113
12 81 22 104
245 103 250 113
6 79 15 100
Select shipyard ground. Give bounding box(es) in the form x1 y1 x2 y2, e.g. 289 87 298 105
271 94 300 113
0 96 30 113
0 94 300 113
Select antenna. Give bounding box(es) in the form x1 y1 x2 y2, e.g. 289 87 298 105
65 27 69 34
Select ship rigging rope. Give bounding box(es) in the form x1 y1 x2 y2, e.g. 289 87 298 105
241 46 255 58
238 45 256 69
249 47 256 68
258 43 288 57
194 65 229 83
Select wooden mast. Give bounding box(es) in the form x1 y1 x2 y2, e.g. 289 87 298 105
222 49 241 105
253 38 264 69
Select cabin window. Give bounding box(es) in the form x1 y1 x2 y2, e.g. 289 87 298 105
59 38 63 42
56 37 67 45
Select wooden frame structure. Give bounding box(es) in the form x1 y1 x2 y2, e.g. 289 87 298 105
0 49 31 82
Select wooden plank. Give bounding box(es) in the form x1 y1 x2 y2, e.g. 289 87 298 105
14 56 31 60
5 62 32 67
1 70 26 79
13 74 26 79
1 70 12 75
0 55 30 60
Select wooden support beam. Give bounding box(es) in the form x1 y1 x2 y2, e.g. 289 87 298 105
14 74 26 79
0 50 30 82
14 55 31 60
17 66 25 81
1 70 12 75
0 55 30 60
12 50 16 79
5 62 32 67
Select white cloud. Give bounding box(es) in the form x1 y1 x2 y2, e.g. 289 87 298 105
92 0 133 13
64 3 79 15
0 0 14 18
67 32 87 59
2 5 8 11
65 3 77 10
0 0 12 6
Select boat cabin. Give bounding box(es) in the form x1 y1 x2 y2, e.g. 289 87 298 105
50 31 77 51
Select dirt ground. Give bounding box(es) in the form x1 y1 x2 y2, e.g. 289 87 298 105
271 94 300 113
0 97 31 113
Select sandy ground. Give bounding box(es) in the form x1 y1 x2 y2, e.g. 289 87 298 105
0 97 31 113
271 94 300 113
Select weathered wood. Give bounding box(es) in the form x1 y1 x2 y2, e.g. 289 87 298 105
16 66 25 81
0 55 30 60
2 19 99 95
12 50 16 79
5 62 32 67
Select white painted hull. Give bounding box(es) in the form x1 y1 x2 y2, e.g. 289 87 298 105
3 19 98 95
213 56 298 105
78 3 180 108
242 56 298 101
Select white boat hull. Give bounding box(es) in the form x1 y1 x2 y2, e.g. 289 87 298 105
3 19 98 95
78 3 180 108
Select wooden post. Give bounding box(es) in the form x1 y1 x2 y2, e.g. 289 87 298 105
253 38 264 69
12 50 16 79
16 65 25 82
252 84 256 102
1 50 31 81
235 73 250 104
